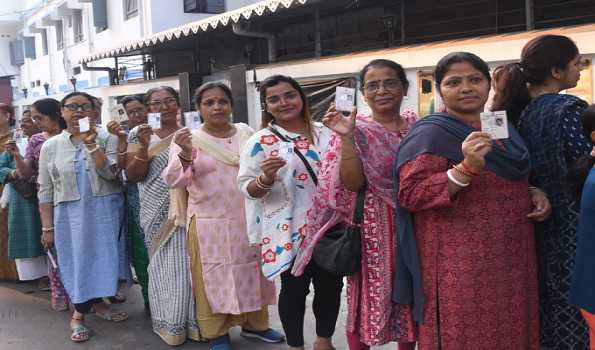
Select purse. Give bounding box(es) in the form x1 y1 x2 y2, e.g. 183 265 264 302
312 187 365 277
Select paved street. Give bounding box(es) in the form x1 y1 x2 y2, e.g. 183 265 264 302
0 281 397 350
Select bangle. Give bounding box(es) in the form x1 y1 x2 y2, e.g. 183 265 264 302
459 161 480 176
134 155 148 162
255 175 273 190
87 145 100 154
42 227 54 232
447 169 470 187
84 142 96 147
178 152 193 163
452 164 472 178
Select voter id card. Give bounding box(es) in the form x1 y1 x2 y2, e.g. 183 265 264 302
184 111 202 130
147 113 162 130
111 104 129 123
278 142 294 162
78 117 90 133
335 86 356 113
480 110 509 139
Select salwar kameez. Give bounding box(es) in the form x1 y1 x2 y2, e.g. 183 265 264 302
0 133 18 281
162 125 275 340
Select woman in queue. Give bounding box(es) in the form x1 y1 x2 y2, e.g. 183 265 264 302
163 81 284 350
294 59 417 350
493 35 591 349
238 75 342 350
125 87 199 345
394 52 549 349
38 92 128 342
7 98 69 309
0 103 18 281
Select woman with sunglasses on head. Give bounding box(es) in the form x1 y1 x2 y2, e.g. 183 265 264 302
238 75 342 350
37 92 128 343
125 86 200 346
294 59 417 350
5 98 69 309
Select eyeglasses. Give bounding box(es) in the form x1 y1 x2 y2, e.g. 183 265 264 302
147 98 178 109
64 103 94 112
265 91 300 105
363 79 402 94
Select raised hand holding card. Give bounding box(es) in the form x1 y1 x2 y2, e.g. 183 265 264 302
184 111 201 130
78 117 90 133
278 142 294 162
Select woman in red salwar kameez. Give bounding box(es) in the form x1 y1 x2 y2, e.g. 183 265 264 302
394 52 549 350
293 59 417 350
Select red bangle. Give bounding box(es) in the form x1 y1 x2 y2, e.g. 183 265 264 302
459 161 480 176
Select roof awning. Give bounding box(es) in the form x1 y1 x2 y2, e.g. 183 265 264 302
79 0 309 64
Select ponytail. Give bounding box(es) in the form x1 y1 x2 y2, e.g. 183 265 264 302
491 63 531 126
566 104 595 197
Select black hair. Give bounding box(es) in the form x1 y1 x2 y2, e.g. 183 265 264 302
434 52 491 95
193 81 234 107
143 86 180 106
359 59 410 93
32 98 66 130
491 64 531 126
567 104 595 196
0 103 16 127
493 35 579 121
120 95 144 108
61 91 96 108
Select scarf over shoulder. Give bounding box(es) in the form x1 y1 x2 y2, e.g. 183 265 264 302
392 113 531 322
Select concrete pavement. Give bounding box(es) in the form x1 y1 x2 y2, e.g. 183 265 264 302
0 281 398 350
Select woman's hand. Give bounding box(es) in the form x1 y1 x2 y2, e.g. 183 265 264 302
527 188 552 222
322 103 357 137
83 127 98 145
173 128 193 156
4 140 20 157
41 230 54 250
260 157 286 184
107 121 127 140
137 124 153 149
461 132 493 173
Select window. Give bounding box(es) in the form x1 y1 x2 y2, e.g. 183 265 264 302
124 0 138 20
41 29 48 56
73 10 84 43
184 0 225 14
56 22 64 50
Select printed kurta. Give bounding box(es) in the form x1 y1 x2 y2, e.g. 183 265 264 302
162 127 276 315
0 133 18 280
294 113 417 346
518 93 591 350
398 153 539 350
238 123 331 279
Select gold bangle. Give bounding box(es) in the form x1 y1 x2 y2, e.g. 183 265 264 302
255 175 273 190
134 155 148 162
42 226 54 232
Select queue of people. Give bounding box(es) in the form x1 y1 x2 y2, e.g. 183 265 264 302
0 33 594 350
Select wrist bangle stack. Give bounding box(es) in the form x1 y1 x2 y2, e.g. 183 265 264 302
178 152 193 163
447 169 470 187
134 155 148 162
42 226 54 233
88 146 100 154
255 175 274 190
459 161 480 176
452 164 472 178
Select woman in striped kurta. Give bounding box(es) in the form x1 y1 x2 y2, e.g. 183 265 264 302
125 86 199 346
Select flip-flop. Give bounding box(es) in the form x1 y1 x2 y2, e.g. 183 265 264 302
94 310 128 322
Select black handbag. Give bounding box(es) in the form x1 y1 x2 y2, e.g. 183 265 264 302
312 187 365 277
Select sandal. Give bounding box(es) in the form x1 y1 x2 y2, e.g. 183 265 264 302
94 309 128 322
70 316 90 342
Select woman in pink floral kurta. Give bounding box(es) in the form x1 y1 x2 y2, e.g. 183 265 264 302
294 60 417 350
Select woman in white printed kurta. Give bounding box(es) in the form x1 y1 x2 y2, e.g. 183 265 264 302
237 75 343 350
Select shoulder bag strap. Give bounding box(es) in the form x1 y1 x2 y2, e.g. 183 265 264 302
268 126 319 186
352 185 366 225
